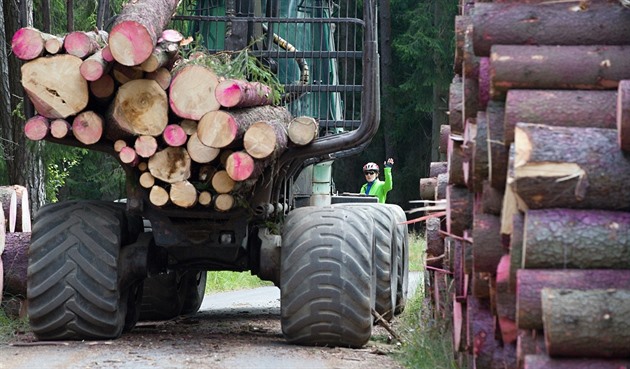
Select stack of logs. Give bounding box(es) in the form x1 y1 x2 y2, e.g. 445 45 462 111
0 185 31 318
419 1 630 368
13 0 319 212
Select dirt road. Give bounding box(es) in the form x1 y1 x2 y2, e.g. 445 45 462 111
0 277 418 369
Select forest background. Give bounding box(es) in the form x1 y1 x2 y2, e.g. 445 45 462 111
0 0 456 212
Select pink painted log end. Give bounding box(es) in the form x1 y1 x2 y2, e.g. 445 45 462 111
11 27 44 61
618 80 630 152
64 31 93 59
109 21 154 66
226 151 255 181
215 82 244 108
119 146 139 166
161 29 183 43
24 115 50 141
163 124 187 147
50 119 71 139
101 45 114 62
72 111 103 145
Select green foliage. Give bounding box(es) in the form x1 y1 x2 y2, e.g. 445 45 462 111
205 271 273 293
0 309 30 344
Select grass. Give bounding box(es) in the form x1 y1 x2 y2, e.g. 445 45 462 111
204 271 274 293
0 306 29 344
394 231 459 369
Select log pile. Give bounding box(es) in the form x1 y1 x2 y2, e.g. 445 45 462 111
0 185 31 318
12 0 319 212
420 2 630 368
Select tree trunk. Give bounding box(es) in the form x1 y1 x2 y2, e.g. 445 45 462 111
447 137 465 186
108 0 181 66
541 288 630 358
471 111 488 193
524 355 630 369
508 212 524 293
495 255 516 344
491 45 630 100
523 208 630 269
287 116 318 146
448 75 464 134
504 90 617 146
21 54 89 119
480 181 502 216
425 216 444 258
419 177 436 200
140 39 179 73
10 27 45 60
472 212 504 273
197 105 292 149
378 0 396 160
1 232 30 297
80 49 109 81
514 123 630 210
516 269 630 330
108 79 169 138
468 296 500 369
472 2 630 57
429 161 448 178
168 64 220 120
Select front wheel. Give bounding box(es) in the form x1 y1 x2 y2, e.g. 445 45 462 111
281 206 375 347
27 201 133 340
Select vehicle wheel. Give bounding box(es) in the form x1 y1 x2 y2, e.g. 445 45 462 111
180 271 207 315
27 201 130 340
334 203 397 321
138 270 184 321
281 206 375 347
384 204 409 314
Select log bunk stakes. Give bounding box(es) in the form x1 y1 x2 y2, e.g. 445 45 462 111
419 1 630 368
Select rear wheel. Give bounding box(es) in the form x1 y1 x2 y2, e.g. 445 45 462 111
27 201 132 340
180 271 207 315
384 204 409 314
281 206 375 347
139 270 206 320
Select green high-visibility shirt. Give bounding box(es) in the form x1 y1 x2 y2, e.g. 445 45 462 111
360 167 393 203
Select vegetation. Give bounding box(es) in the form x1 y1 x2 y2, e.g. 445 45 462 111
205 271 273 293
394 231 458 369
0 307 29 344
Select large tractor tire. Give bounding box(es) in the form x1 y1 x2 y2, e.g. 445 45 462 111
281 206 375 347
334 203 398 321
139 270 206 320
27 201 137 340
384 204 409 314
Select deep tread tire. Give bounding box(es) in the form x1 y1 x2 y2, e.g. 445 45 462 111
27 201 128 340
281 206 375 347
384 204 409 314
333 203 397 321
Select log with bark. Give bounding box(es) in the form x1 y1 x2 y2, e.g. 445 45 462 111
468 296 500 368
72 111 104 145
449 76 464 134
162 124 187 147
225 151 264 181
472 2 630 57
472 211 504 274
618 80 630 152
453 16 470 75
523 208 630 269
243 120 288 160
197 105 292 149
439 126 450 155
471 111 488 193
140 38 180 73
448 136 466 186
504 90 617 146
517 331 546 369
90 74 116 103
516 269 630 330
134 135 158 158
287 116 318 146
211 170 236 194
215 79 274 108
80 49 110 81
541 288 630 358
513 123 630 210
108 0 181 66
486 101 507 190
495 254 516 345
21 54 89 119
64 30 108 59
509 212 524 293
430 161 448 178
480 181 502 216
523 355 630 369
425 216 444 260
1 232 30 298
490 45 630 100
149 185 169 207
446 184 472 237
419 177 437 200
11 27 47 60
24 115 50 141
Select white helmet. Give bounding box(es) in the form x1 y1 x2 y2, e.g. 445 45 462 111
363 162 379 172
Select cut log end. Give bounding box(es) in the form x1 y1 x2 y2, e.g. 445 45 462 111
109 21 154 66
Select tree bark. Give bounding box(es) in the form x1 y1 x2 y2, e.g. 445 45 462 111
486 101 507 190
108 79 169 138
419 177 436 200
429 161 448 178
541 288 630 358
472 212 504 273
448 75 464 134
1 232 30 297
523 208 630 269
618 80 630 152
63 30 108 59
516 269 630 330
453 16 469 76
446 184 473 237
215 79 274 108
480 181 502 216
472 2 630 57
140 39 179 73
21 54 89 119
425 216 444 258
468 296 500 368
435 173 448 200
109 0 181 66
509 212 524 293
491 45 630 100
496 254 516 344
447 136 465 186
514 123 630 210
517 331 546 369
169 64 220 120
471 111 488 193
524 355 630 369
504 90 617 146
197 105 292 149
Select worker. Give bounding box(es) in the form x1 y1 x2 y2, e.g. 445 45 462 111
360 158 394 203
